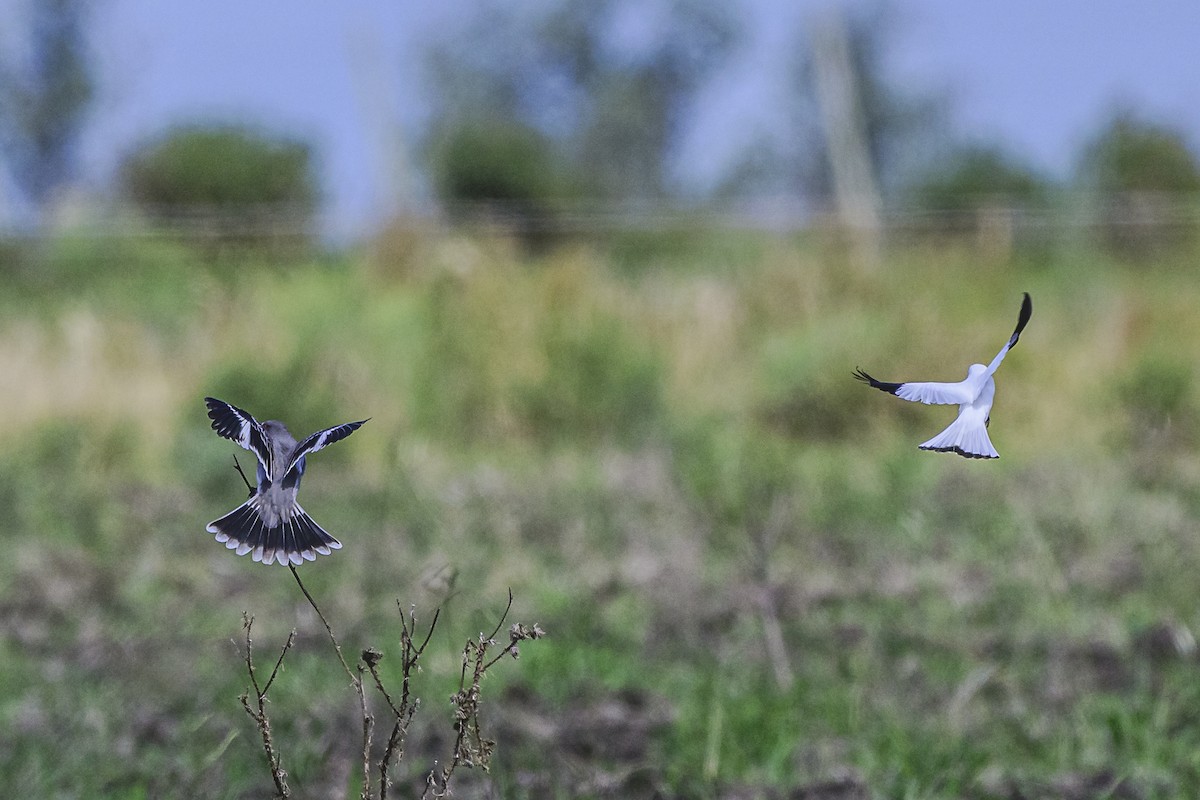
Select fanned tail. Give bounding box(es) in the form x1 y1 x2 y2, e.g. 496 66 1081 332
918 415 999 459
206 499 343 566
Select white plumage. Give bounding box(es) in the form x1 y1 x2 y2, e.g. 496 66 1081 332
855 293 1032 459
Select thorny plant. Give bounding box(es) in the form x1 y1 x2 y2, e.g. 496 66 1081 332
229 455 546 799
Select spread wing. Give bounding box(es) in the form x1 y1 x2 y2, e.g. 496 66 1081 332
285 419 369 475
854 368 976 405
205 397 273 474
984 292 1032 378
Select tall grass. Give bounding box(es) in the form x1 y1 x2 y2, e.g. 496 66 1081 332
3 224 1200 796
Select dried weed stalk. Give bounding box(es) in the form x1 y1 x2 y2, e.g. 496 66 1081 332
238 614 295 798
229 454 544 797
229 457 543 798
238 577 542 799
423 591 546 799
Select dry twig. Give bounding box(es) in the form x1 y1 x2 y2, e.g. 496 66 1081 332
238 613 296 799
423 590 545 798
232 541 542 800
288 565 375 800
371 604 440 799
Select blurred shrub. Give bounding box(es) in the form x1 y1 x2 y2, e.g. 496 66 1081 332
912 144 1052 216
670 418 793 537
0 421 141 554
118 124 317 252
912 146 1050 216
903 144 1056 259
408 253 665 447
1077 111 1200 256
427 117 576 250
515 314 665 445
1118 352 1196 444
409 268 515 443
0 234 211 337
755 319 915 442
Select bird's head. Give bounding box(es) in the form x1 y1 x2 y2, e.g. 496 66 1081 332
967 363 987 378
262 419 293 439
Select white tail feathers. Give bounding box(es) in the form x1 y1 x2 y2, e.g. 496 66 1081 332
206 499 343 566
918 415 999 459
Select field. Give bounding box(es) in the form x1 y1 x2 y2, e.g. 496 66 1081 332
3 222 1200 798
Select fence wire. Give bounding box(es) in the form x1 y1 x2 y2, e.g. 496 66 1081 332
0 193 1198 245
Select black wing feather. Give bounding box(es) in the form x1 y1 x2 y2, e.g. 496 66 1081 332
1006 292 1033 349
285 419 369 476
205 397 273 474
853 367 903 396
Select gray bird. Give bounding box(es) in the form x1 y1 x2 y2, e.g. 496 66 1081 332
205 397 368 566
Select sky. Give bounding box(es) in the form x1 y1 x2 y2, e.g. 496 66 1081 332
6 0 1199 235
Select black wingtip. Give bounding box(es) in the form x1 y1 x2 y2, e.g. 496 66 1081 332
205 396 233 430
853 367 903 395
1010 292 1032 344
204 396 233 421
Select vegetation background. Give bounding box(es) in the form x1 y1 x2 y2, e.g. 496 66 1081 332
2 1 1200 798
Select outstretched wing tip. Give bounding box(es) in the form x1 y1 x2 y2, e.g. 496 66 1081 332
1015 292 1032 334
284 415 370 474
204 397 274 473
854 367 904 396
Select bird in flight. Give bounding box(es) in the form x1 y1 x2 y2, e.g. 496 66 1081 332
854 293 1032 459
204 397 368 565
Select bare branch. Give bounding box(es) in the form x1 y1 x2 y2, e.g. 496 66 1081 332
485 589 514 642
239 613 291 798
231 454 255 494
287 566 373 800
261 629 297 698
233 581 537 800
378 605 440 799
422 593 544 798
288 565 356 683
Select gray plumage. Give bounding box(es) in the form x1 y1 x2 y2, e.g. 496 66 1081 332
204 397 367 566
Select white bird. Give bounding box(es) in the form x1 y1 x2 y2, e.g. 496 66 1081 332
854 293 1032 459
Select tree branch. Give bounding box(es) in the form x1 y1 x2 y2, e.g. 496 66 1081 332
287 565 374 800
238 613 293 798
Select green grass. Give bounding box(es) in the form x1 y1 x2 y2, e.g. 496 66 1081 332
2 225 1200 797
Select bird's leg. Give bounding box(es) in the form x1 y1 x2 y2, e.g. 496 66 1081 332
232 455 255 495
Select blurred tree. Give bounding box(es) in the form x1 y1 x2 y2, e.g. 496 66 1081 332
1080 110 1200 256
719 3 948 211
118 124 317 249
907 143 1054 257
427 116 577 248
1077 110 1200 256
422 0 739 216
1080 111 1200 195
808 6 949 201
0 0 96 218
912 144 1050 214
120 125 316 210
